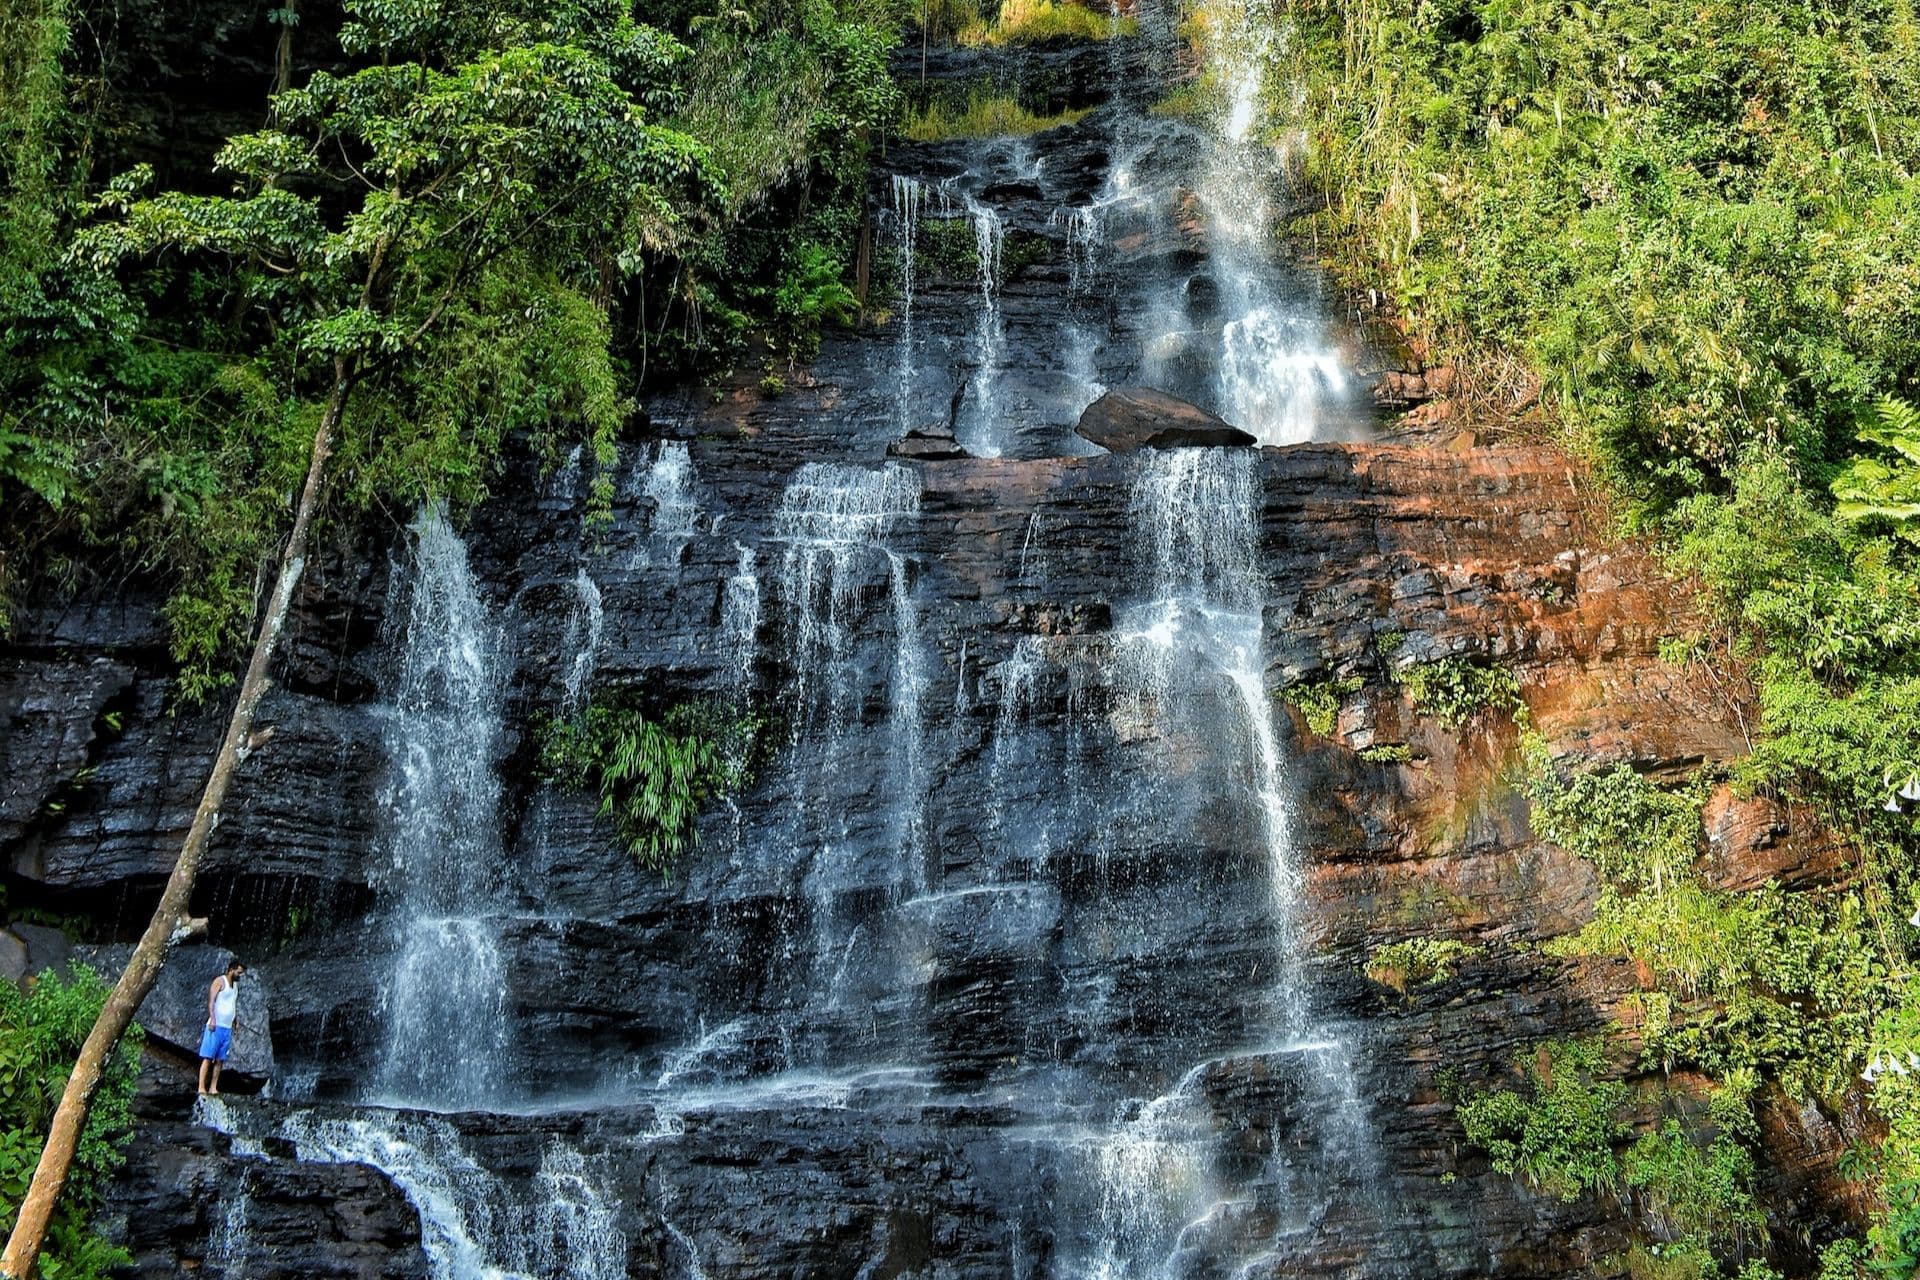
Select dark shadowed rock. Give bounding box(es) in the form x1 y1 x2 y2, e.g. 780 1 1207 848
888 422 970 460
1074 386 1258 451
104 1078 428 1279
77 943 275 1086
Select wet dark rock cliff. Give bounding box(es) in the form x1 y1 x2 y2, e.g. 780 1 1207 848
4 427 1851 1276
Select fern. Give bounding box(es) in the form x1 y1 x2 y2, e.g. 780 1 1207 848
1832 399 1920 539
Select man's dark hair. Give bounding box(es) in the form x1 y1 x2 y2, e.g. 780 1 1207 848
226 961 245 975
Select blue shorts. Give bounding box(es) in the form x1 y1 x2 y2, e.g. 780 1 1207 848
198 1025 233 1062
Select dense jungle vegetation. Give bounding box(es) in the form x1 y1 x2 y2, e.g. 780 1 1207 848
0 0 901 699
1274 0 1920 1272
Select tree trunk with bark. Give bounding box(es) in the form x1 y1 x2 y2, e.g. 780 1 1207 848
0 364 350 1279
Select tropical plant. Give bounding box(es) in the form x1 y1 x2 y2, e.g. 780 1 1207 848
0 968 141 1280
537 697 768 874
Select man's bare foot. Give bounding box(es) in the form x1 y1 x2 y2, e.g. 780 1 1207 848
209 1088 219 1095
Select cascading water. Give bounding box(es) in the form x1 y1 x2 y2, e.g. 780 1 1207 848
889 176 944 433
1058 447 1388 1277
771 463 928 1044
559 568 603 716
374 508 511 1109
959 203 1009 457
1193 0 1347 444
629 438 702 569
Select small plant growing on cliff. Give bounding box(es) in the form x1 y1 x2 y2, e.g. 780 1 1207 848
537 697 768 875
1365 937 1483 994
1282 675 1361 736
1519 735 1703 891
901 91 1089 141
1455 1036 1628 1202
1358 743 1412 764
956 0 1137 46
1394 656 1527 728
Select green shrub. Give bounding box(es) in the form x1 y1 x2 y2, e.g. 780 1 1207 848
1283 675 1362 737
1394 656 1526 728
1456 1037 1628 1201
1519 734 1704 891
0 967 142 1279
901 92 1089 141
1365 936 1482 993
957 0 1135 46
1623 1120 1768 1246
1358 742 1412 764
536 697 769 875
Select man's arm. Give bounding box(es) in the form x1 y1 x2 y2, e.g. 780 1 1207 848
206 977 222 1027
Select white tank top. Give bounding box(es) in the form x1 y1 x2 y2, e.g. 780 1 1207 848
212 977 239 1029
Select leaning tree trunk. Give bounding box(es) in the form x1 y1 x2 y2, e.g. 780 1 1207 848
1 362 351 1279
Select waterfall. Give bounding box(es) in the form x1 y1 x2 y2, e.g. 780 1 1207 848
1067 449 1370 1274
643 440 699 537
210 1105 628 1280
890 176 929 433
772 463 925 1042
774 463 921 750
559 568 603 716
533 1141 628 1280
206 1168 253 1279
723 543 761 695
374 508 511 1109
1193 0 1346 444
959 203 1008 458
628 439 702 569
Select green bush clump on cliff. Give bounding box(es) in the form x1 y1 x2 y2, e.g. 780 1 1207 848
1280 0 1920 1262
1393 655 1526 728
1455 1037 1629 1202
0 968 142 1279
537 697 770 875
1364 936 1482 993
1282 674 1361 736
1458 1038 1769 1271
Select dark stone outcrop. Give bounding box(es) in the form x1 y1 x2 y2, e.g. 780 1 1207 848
77 942 276 1086
1074 385 1257 451
887 421 971 460
103 1075 428 1279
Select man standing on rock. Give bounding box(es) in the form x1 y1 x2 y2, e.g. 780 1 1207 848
196 960 245 1095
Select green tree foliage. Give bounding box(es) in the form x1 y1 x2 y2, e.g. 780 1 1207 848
1 0 902 692
0 969 141 1279
536 697 768 874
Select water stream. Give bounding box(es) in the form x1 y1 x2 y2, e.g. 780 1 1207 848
236 1 1406 1274
374 507 511 1111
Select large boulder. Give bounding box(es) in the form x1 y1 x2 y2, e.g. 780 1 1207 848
1073 386 1257 452
76 942 275 1087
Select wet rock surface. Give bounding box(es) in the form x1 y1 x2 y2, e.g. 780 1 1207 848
1074 386 1256 451
106 1077 428 1279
